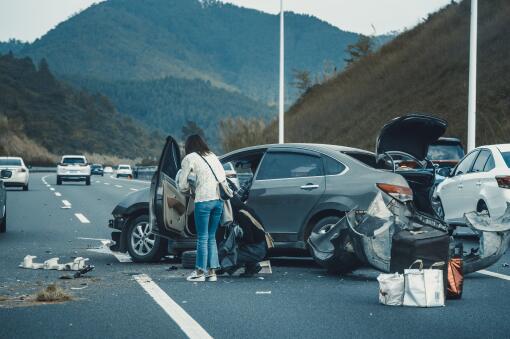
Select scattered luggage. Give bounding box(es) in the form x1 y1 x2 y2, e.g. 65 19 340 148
377 273 404 306
403 260 445 307
447 258 464 299
390 226 449 290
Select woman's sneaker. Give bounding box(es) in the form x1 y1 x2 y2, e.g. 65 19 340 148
206 273 217 282
186 270 206 282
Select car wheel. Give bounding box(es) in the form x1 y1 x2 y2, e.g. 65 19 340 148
0 210 6 233
181 250 197 269
23 184 28 191
56 176 62 185
126 215 167 262
306 216 341 243
309 222 362 274
85 177 91 186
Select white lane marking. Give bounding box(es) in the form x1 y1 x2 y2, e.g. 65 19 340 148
55 192 62 197
62 200 71 207
95 181 101 183
130 188 138 191
77 238 133 262
75 213 90 224
104 183 110 186
134 274 212 339
49 188 55 191
479 270 510 281
115 185 123 188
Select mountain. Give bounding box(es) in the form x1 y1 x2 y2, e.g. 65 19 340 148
267 0 510 150
20 0 366 102
0 39 28 54
68 75 273 146
0 53 162 163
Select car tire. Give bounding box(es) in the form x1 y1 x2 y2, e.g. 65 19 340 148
116 175 120 178
308 216 362 274
181 250 197 269
126 215 167 262
56 176 62 185
85 176 91 186
0 210 6 233
23 184 28 191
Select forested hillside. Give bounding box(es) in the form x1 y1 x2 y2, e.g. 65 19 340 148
20 0 366 102
0 53 162 163
68 75 273 147
262 0 510 150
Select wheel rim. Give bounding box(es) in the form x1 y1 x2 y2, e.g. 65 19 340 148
130 221 155 256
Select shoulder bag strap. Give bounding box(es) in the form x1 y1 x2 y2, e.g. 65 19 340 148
198 153 220 183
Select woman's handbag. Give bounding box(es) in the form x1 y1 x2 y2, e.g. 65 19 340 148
403 260 445 307
199 154 234 200
377 273 405 306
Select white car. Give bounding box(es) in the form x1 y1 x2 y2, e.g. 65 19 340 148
433 144 510 224
57 155 91 185
116 164 133 178
0 157 29 190
104 166 113 174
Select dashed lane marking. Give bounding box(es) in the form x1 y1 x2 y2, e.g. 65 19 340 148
74 213 90 224
55 192 62 197
62 200 72 207
49 188 55 191
115 185 123 188
130 188 138 191
134 274 212 339
104 183 110 186
77 237 133 262
95 181 101 183
479 270 510 281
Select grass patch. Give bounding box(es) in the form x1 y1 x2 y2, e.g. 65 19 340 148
35 284 72 302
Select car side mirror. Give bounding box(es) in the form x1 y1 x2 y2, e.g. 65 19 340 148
1 169 12 179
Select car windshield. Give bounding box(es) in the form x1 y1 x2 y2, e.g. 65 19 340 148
63 157 86 164
427 144 464 160
0 159 22 166
501 152 510 168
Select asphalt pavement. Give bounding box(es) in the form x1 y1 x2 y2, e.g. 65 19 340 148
1 173 509 339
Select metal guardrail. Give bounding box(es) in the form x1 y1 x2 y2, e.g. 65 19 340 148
29 167 57 173
133 166 157 181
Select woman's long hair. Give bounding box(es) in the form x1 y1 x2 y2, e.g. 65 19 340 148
184 134 211 156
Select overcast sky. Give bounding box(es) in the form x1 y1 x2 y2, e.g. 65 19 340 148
0 0 456 42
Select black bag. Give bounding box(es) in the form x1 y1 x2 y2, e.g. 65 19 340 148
198 154 233 200
390 226 449 289
218 224 240 269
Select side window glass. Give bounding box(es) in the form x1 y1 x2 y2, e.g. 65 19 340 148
454 151 479 176
161 141 180 179
471 150 491 173
256 152 324 180
324 155 346 175
483 155 495 172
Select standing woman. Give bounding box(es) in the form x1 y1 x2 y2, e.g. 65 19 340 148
178 135 226 282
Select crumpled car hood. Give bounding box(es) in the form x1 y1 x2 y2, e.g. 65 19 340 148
376 114 447 161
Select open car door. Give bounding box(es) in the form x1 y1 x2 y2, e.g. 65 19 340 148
150 136 187 238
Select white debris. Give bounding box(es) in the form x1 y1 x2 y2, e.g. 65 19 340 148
255 291 272 295
19 255 89 271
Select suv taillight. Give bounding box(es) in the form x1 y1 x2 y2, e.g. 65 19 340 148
496 176 510 189
376 183 413 202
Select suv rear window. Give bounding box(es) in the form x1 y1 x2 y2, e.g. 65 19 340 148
0 159 22 166
119 165 130 170
63 157 86 164
501 152 510 168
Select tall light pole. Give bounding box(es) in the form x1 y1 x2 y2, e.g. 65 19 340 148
278 0 285 144
467 0 478 151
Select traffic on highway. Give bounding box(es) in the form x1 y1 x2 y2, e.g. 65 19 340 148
2 113 510 338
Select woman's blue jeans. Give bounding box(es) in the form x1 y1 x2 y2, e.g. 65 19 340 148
194 199 223 271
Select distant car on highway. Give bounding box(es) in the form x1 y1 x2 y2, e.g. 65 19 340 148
56 155 91 185
0 157 30 191
427 137 465 169
433 144 510 225
91 163 104 176
104 166 113 174
0 169 12 233
116 164 133 178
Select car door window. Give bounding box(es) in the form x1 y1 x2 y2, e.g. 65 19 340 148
454 151 479 176
256 152 324 180
471 150 491 173
484 155 495 171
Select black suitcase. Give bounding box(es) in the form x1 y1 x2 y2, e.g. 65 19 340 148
390 226 450 288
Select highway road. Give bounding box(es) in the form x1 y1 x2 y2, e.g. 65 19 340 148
1 173 510 338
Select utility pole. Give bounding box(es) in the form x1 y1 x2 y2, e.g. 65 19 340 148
278 0 285 144
467 0 478 151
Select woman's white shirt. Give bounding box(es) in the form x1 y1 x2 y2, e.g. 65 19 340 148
177 152 226 202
